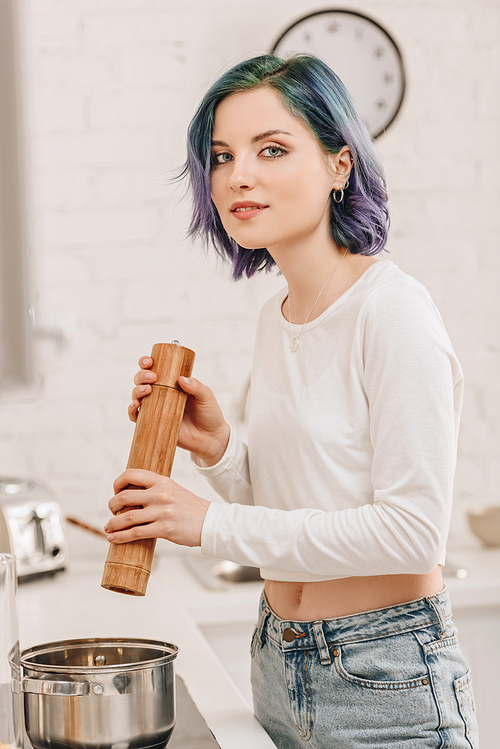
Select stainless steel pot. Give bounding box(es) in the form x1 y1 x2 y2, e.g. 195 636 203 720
14 637 179 749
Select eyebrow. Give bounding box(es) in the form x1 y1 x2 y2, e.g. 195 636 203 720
211 129 294 147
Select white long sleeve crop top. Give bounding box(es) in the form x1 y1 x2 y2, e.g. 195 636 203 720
195 260 463 582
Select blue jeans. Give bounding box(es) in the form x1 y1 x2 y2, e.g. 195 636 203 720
250 586 478 748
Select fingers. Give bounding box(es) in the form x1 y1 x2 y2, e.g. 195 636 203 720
177 376 214 403
129 357 157 422
105 510 161 544
112 469 160 495
128 384 153 423
105 506 146 532
132 366 156 396
106 524 158 544
106 471 210 547
128 399 140 423
133 367 156 387
106 475 168 542
131 383 152 401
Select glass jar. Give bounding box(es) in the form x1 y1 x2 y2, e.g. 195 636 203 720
0 553 22 749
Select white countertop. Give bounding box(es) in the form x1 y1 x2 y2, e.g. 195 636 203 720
17 548 274 749
16 527 500 749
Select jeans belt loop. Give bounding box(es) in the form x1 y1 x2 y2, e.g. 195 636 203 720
256 606 271 649
425 594 447 639
313 621 332 665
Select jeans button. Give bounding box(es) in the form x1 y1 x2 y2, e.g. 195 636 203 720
282 628 296 642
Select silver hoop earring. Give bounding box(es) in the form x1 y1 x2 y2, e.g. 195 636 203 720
333 188 344 203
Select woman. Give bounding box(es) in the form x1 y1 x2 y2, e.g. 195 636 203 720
104 55 478 748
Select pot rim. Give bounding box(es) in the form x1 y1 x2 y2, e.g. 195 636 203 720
18 636 179 674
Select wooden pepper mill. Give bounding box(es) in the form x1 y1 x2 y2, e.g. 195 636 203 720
101 341 195 596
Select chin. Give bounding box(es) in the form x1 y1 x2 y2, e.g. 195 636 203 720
240 243 266 251
228 235 267 252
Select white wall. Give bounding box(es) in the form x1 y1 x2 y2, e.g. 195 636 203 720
0 0 498 546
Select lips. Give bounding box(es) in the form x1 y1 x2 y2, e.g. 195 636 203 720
230 201 268 220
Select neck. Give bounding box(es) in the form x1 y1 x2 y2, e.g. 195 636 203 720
269 236 349 323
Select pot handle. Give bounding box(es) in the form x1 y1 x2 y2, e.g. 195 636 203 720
12 678 104 696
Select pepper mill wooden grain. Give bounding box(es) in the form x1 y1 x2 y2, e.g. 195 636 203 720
101 342 195 596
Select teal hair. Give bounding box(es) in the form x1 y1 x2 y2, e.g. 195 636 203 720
182 55 389 279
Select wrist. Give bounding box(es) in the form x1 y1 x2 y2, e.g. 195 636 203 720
196 423 231 467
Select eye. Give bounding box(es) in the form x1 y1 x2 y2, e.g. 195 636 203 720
212 151 233 165
261 145 287 158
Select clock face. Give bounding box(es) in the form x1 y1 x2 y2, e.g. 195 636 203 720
271 10 405 139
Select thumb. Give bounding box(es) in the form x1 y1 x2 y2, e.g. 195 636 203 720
178 376 213 403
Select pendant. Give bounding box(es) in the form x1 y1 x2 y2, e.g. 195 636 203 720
290 336 300 352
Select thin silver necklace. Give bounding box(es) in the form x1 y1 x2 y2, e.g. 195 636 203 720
288 248 348 352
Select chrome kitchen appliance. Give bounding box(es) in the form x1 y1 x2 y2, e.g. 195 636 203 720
13 637 178 749
0 477 67 581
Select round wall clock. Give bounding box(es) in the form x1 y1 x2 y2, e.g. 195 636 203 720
271 9 406 139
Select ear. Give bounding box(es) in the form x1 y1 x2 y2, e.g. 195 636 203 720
328 146 353 189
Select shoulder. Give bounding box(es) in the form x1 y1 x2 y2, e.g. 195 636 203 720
252 286 288 353
257 286 287 324
358 262 462 381
360 261 444 332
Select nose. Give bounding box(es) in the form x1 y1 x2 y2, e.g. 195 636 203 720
227 155 256 191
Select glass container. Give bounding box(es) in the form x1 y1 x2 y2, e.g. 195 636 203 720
0 553 22 748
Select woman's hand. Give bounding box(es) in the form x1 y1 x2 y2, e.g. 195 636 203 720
128 356 157 422
104 469 210 548
128 356 230 466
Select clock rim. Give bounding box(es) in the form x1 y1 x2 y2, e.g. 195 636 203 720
270 8 406 139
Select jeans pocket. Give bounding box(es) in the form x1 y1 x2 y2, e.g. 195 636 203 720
454 670 478 749
333 634 430 690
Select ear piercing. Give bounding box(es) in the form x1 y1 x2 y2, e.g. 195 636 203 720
333 178 349 203
333 160 353 203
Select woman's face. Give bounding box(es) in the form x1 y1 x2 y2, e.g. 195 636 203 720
210 87 348 253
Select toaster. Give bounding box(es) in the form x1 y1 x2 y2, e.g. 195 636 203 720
0 476 68 581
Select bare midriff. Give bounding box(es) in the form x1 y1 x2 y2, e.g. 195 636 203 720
264 565 444 621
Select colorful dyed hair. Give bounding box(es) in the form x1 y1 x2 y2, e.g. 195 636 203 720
181 54 389 279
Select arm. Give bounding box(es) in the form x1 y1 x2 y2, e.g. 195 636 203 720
191 424 254 506
200 282 463 577
130 355 252 502
105 358 252 546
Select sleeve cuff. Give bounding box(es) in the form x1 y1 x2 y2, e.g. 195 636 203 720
200 500 223 558
191 424 250 483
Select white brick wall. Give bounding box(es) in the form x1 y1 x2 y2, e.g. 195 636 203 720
1 0 499 548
